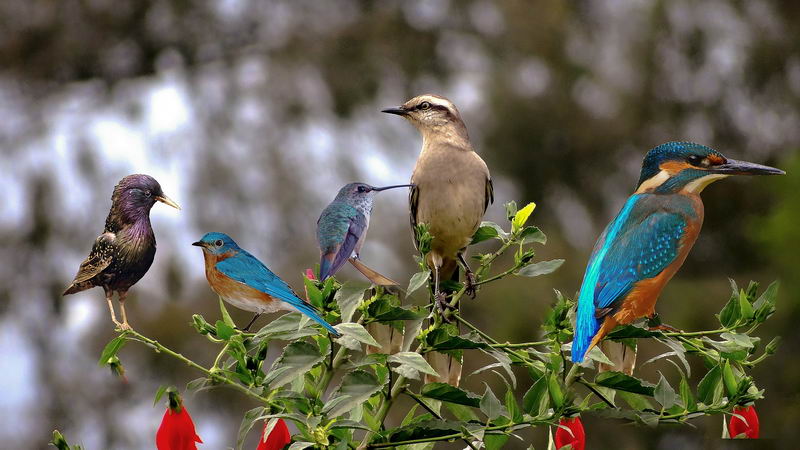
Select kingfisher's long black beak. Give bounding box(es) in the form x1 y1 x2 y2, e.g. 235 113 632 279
711 159 785 176
155 193 181 210
372 184 414 192
191 240 205 247
381 106 409 116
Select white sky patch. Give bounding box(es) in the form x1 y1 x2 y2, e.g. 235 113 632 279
0 321 37 439
91 118 149 168
65 296 100 334
146 85 190 134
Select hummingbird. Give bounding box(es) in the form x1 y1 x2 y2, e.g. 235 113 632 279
316 182 413 283
63 174 180 330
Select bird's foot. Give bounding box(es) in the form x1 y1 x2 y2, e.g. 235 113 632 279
464 270 478 298
114 320 132 331
435 292 455 323
648 323 682 333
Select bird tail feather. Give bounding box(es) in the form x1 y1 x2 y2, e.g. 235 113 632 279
571 310 600 363
62 281 91 296
291 301 341 337
319 253 335 281
598 341 637 375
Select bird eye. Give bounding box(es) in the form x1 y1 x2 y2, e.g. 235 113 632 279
357 186 367 192
687 155 703 166
144 190 152 197
214 239 223 247
418 101 431 110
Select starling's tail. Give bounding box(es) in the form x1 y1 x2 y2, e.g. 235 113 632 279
348 258 399 286
290 301 341 337
62 281 91 296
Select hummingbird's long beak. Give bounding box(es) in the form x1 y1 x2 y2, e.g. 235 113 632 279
372 184 414 192
155 194 181 210
381 106 409 116
711 159 785 176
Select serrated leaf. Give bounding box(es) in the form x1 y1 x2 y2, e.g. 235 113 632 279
253 313 321 341
654 373 676 409
334 322 381 351
264 341 326 389
323 370 383 418
516 259 564 277
388 352 439 380
595 371 655 396
407 270 431 296
335 282 369 324
480 383 503 420
421 383 481 407
471 224 500 244
98 336 126 366
512 202 536 232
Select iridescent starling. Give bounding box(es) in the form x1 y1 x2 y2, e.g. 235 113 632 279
63 174 180 329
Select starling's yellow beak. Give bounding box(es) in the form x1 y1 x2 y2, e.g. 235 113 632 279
155 194 181 210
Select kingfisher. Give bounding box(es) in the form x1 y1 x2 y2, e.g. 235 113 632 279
316 182 412 284
571 142 784 365
63 174 180 330
193 232 340 336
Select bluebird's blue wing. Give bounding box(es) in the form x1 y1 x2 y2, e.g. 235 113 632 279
572 195 688 362
317 205 367 280
215 252 340 336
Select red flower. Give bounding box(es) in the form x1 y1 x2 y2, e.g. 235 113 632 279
555 416 585 450
256 419 291 450
728 404 759 439
156 391 202 450
305 269 316 281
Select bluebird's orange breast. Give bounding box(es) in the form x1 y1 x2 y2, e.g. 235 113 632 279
202 251 289 314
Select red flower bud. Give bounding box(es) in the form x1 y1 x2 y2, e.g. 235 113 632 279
728 404 759 439
156 392 203 450
305 269 316 281
555 416 585 450
256 419 291 450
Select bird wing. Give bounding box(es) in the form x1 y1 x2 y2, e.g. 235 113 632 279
591 204 687 315
484 177 494 213
317 204 366 280
215 251 340 336
71 232 115 284
409 183 420 248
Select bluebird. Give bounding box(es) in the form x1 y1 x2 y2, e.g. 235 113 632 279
63 174 180 330
316 182 412 283
192 232 340 336
571 142 784 371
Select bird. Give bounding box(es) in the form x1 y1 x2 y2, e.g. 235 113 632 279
192 232 340 336
383 94 493 386
316 182 412 284
571 142 784 371
63 174 180 330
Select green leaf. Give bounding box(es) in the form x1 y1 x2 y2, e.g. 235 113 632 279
738 290 754 322
485 434 510 450
505 201 518 222
654 373 676 409
617 391 652 410
505 388 522 422
522 376 549 416
426 330 488 351
722 360 738 397
606 325 662 339
323 370 383 418
369 300 428 322
98 336 126 366
520 226 547 245
752 280 779 322
215 319 235 340
335 282 369 323
235 407 267 450
219 298 235 328
388 352 439 380
444 402 480 422
407 270 431 296
303 277 323 308
547 374 564 409
153 385 170 406
420 382 481 407
480 383 503 420
334 322 381 351
253 313 322 341
471 224 501 244
595 371 655 396
516 259 564 277
264 341 326 389
679 376 697 412
386 419 461 442
512 202 536 232
697 365 722 405
718 290 741 328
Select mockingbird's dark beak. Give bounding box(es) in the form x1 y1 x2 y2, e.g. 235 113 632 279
381 106 409 116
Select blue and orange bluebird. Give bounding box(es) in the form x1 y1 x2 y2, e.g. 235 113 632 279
192 232 340 336
571 142 784 364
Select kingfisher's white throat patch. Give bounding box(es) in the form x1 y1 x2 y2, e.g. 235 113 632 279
683 173 729 193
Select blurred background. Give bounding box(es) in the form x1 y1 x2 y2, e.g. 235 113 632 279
0 0 798 448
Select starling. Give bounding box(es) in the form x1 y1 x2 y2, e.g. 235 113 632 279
63 174 180 329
